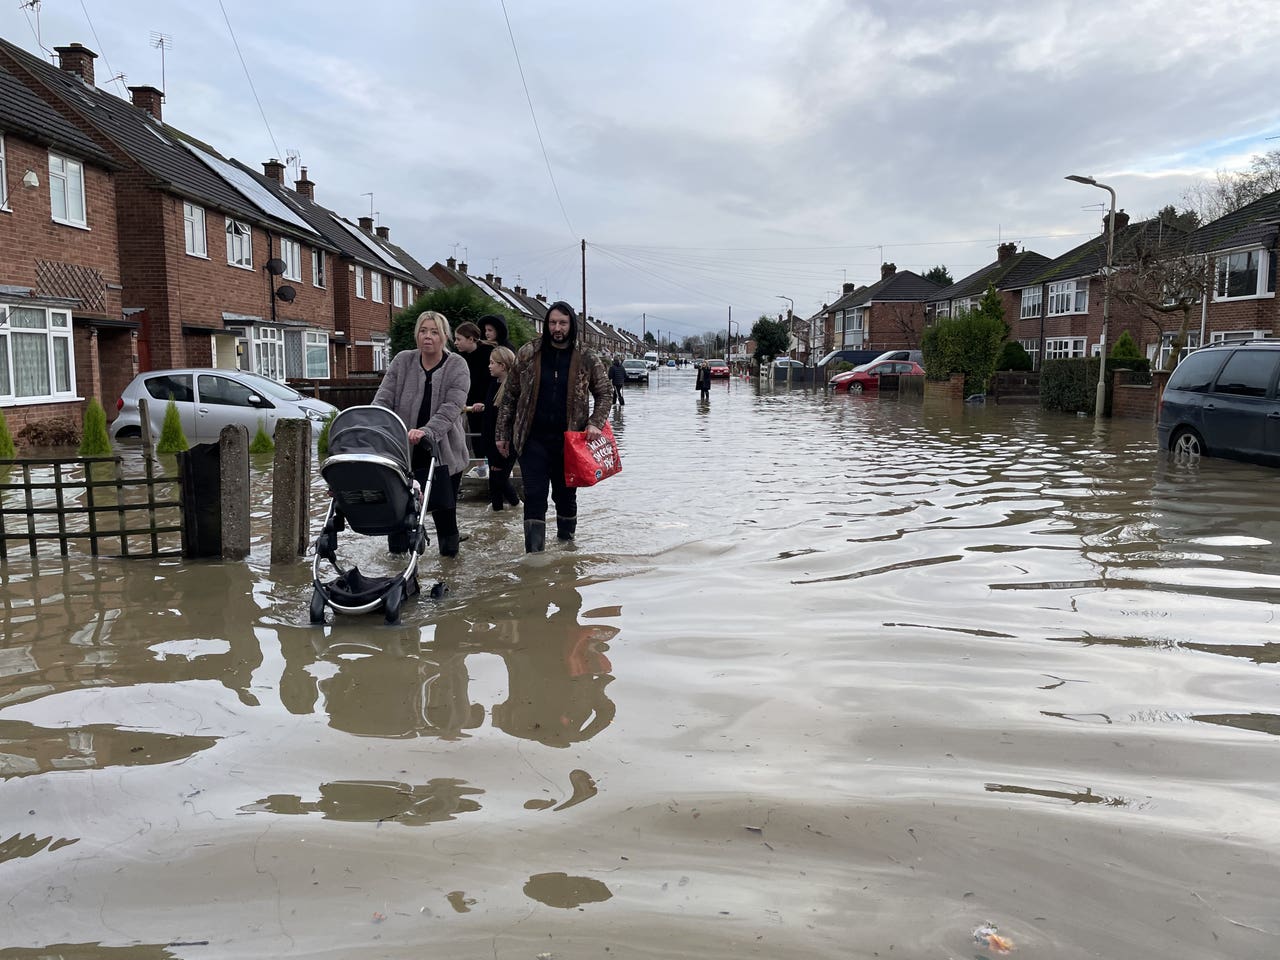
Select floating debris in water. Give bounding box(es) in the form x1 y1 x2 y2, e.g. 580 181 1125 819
973 921 1014 954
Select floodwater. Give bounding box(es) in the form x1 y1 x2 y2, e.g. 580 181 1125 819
2 367 1279 959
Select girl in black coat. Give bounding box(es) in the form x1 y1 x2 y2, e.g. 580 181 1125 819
476 346 520 510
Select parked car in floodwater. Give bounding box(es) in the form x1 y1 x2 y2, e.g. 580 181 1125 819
622 359 650 382
708 359 730 378
830 360 925 394
1157 340 1280 466
111 369 338 444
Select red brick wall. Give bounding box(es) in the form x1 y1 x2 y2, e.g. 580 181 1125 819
1204 290 1277 340
925 372 966 402
868 302 926 350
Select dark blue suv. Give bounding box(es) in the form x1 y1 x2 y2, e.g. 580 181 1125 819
1157 340 1280 465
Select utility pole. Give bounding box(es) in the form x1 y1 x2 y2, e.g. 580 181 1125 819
581 239 587 322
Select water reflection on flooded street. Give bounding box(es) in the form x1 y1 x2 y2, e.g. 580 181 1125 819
3 367 1280 958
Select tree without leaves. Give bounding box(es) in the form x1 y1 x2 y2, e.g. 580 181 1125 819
1180 148 1280 223
1109 216 1205 371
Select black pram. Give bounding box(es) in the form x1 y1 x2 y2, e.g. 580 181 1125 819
310 405 446 624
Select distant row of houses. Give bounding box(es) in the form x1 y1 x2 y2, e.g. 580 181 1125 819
0 36 646 433
796 200 1277 370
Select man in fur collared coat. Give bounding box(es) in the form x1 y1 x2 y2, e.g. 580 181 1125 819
495 301 612 553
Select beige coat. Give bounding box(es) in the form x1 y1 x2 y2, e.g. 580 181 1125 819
372 349 470 475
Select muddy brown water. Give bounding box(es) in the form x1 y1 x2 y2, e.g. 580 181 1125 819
2 369 1279 958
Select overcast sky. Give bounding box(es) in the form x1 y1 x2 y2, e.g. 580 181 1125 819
4 0 1279 340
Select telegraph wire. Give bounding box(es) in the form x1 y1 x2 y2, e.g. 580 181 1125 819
499 0 576 241
217 0 282 161
77 0 127 97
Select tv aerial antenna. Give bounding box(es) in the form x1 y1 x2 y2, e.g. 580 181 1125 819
149 32 172 101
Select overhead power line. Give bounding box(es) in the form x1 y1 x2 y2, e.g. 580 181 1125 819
499 0 576 240
217 0 282 160
78 0 127 97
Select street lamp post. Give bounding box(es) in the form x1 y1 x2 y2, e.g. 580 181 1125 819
1065 174 1117 422
777 295 795 359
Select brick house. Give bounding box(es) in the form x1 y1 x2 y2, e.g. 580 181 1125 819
429 257 550 336
1000 212 1192 369
825 264 942 354
0 38 346 396
0 53 128 433
926 242 1049 337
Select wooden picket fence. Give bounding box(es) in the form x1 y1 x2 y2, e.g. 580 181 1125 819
0 455 183 559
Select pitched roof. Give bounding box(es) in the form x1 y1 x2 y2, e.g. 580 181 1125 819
377 239 443 290
1186 189 1280 254
0 61 116 168
934 250 1050 300
1021 217 1192 287
0 37 315 239
832 270 942 309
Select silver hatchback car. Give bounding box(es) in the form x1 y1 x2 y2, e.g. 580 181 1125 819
111 368 338 444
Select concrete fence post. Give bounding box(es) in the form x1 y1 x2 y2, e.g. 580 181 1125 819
219 424 250 560
270 419 312 564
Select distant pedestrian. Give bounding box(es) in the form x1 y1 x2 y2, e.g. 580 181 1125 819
608 356 626 407
495 301 612 552
695 361 711 402
479 346 520 511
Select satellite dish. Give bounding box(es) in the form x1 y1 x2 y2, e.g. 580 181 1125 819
265 257 287 276
275 285 297 303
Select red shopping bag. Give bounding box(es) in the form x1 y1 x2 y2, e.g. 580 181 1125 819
564 422 621 487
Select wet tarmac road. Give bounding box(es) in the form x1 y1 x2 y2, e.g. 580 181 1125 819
2 366 1279 958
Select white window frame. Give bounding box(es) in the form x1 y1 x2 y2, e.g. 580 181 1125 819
371 336 390 371
355 265 365 299
851 307 865 331
1209 329 1271 345
1214 248 1276 301
1154 331 1201 370
183 202 207 257
0 134 9 211
253 325 286 381
48 152 86 227
1020 287 1042 319
392 278 404 308
934 302 951 319
311 248 325 288
304 330 330 379
1017 338 1040 366
1044 337 1086 359
407 285 415 303
0 303 77 403
1046 279 1088 317
224 217 252 269
371 271 383 303
280 238 302 282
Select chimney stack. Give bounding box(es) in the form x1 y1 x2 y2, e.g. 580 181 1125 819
376 226 390 241
997 241 1017 263
1106 209 1130 233
494 276 502 288
535 293 546 302
358 216 374 233
128 85 163 121
458 262 468 274
263 159 285 184
842 281 855 294
446 256 456 270
294 166 314 201
485 272 494 283
880 262 897 281
54 43 97 85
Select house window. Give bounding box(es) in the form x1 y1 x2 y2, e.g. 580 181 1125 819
1017 338 1040 367
182 202 207 256
0 304 76 401
0 134 9 210
934 302 951 319
1020 287 1042 319
407 285 415 303
1046 279 1087 316
851 307 865 331
48 153 86 227
371 272 383 303
304 330 330 378
1215 249 1277 300
311 248 325 288
280 238 301 281
1044 337 1086 359
371 337 390 371
225 218 252 268
253 326 285 380
1152 331 1201 370
1210 329 1271 344
355 265 365 299
393 279 404 307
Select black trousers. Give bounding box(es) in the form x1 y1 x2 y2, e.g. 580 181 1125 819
613 385 625 406
414 467 463 539
518 430 576 524
486 451 518 508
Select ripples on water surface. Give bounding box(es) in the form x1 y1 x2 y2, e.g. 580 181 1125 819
2 370 1279 959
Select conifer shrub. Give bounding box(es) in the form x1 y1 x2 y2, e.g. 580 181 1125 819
78 399 112 456
0 407 14 459
249 420 274 454
155 397 190 453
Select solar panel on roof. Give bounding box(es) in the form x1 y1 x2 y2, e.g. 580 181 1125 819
184 143 317 236
330 216 410 274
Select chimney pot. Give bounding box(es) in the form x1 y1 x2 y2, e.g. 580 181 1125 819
842 281 855 294
880 262 897 281
54 43 97 85
358 216 374 233
376 226 390 240
485 272 494 283
446 256 456 270
294 166 315 201
493 276 502 288
536 293 546 302
997 241 1017 263
262 159 285 184
127 85 164 121
458 261 468 274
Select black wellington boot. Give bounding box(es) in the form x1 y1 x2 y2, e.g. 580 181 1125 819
524 519 546 553
556 514 577 542
439 533 460 557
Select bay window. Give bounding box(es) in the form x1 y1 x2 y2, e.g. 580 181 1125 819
0 304 76 402
304 331 329 378
254 325 285 380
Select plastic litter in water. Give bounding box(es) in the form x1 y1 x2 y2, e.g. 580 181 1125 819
973 921 1015 954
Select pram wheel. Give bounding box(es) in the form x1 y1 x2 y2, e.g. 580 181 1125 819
309 586 327 625
384 581 404 625
429 581 449 600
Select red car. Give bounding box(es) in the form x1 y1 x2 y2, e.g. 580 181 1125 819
707 359 730 378
829 360 924 393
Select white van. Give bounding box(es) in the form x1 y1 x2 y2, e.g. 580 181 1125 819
644 351 660 370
